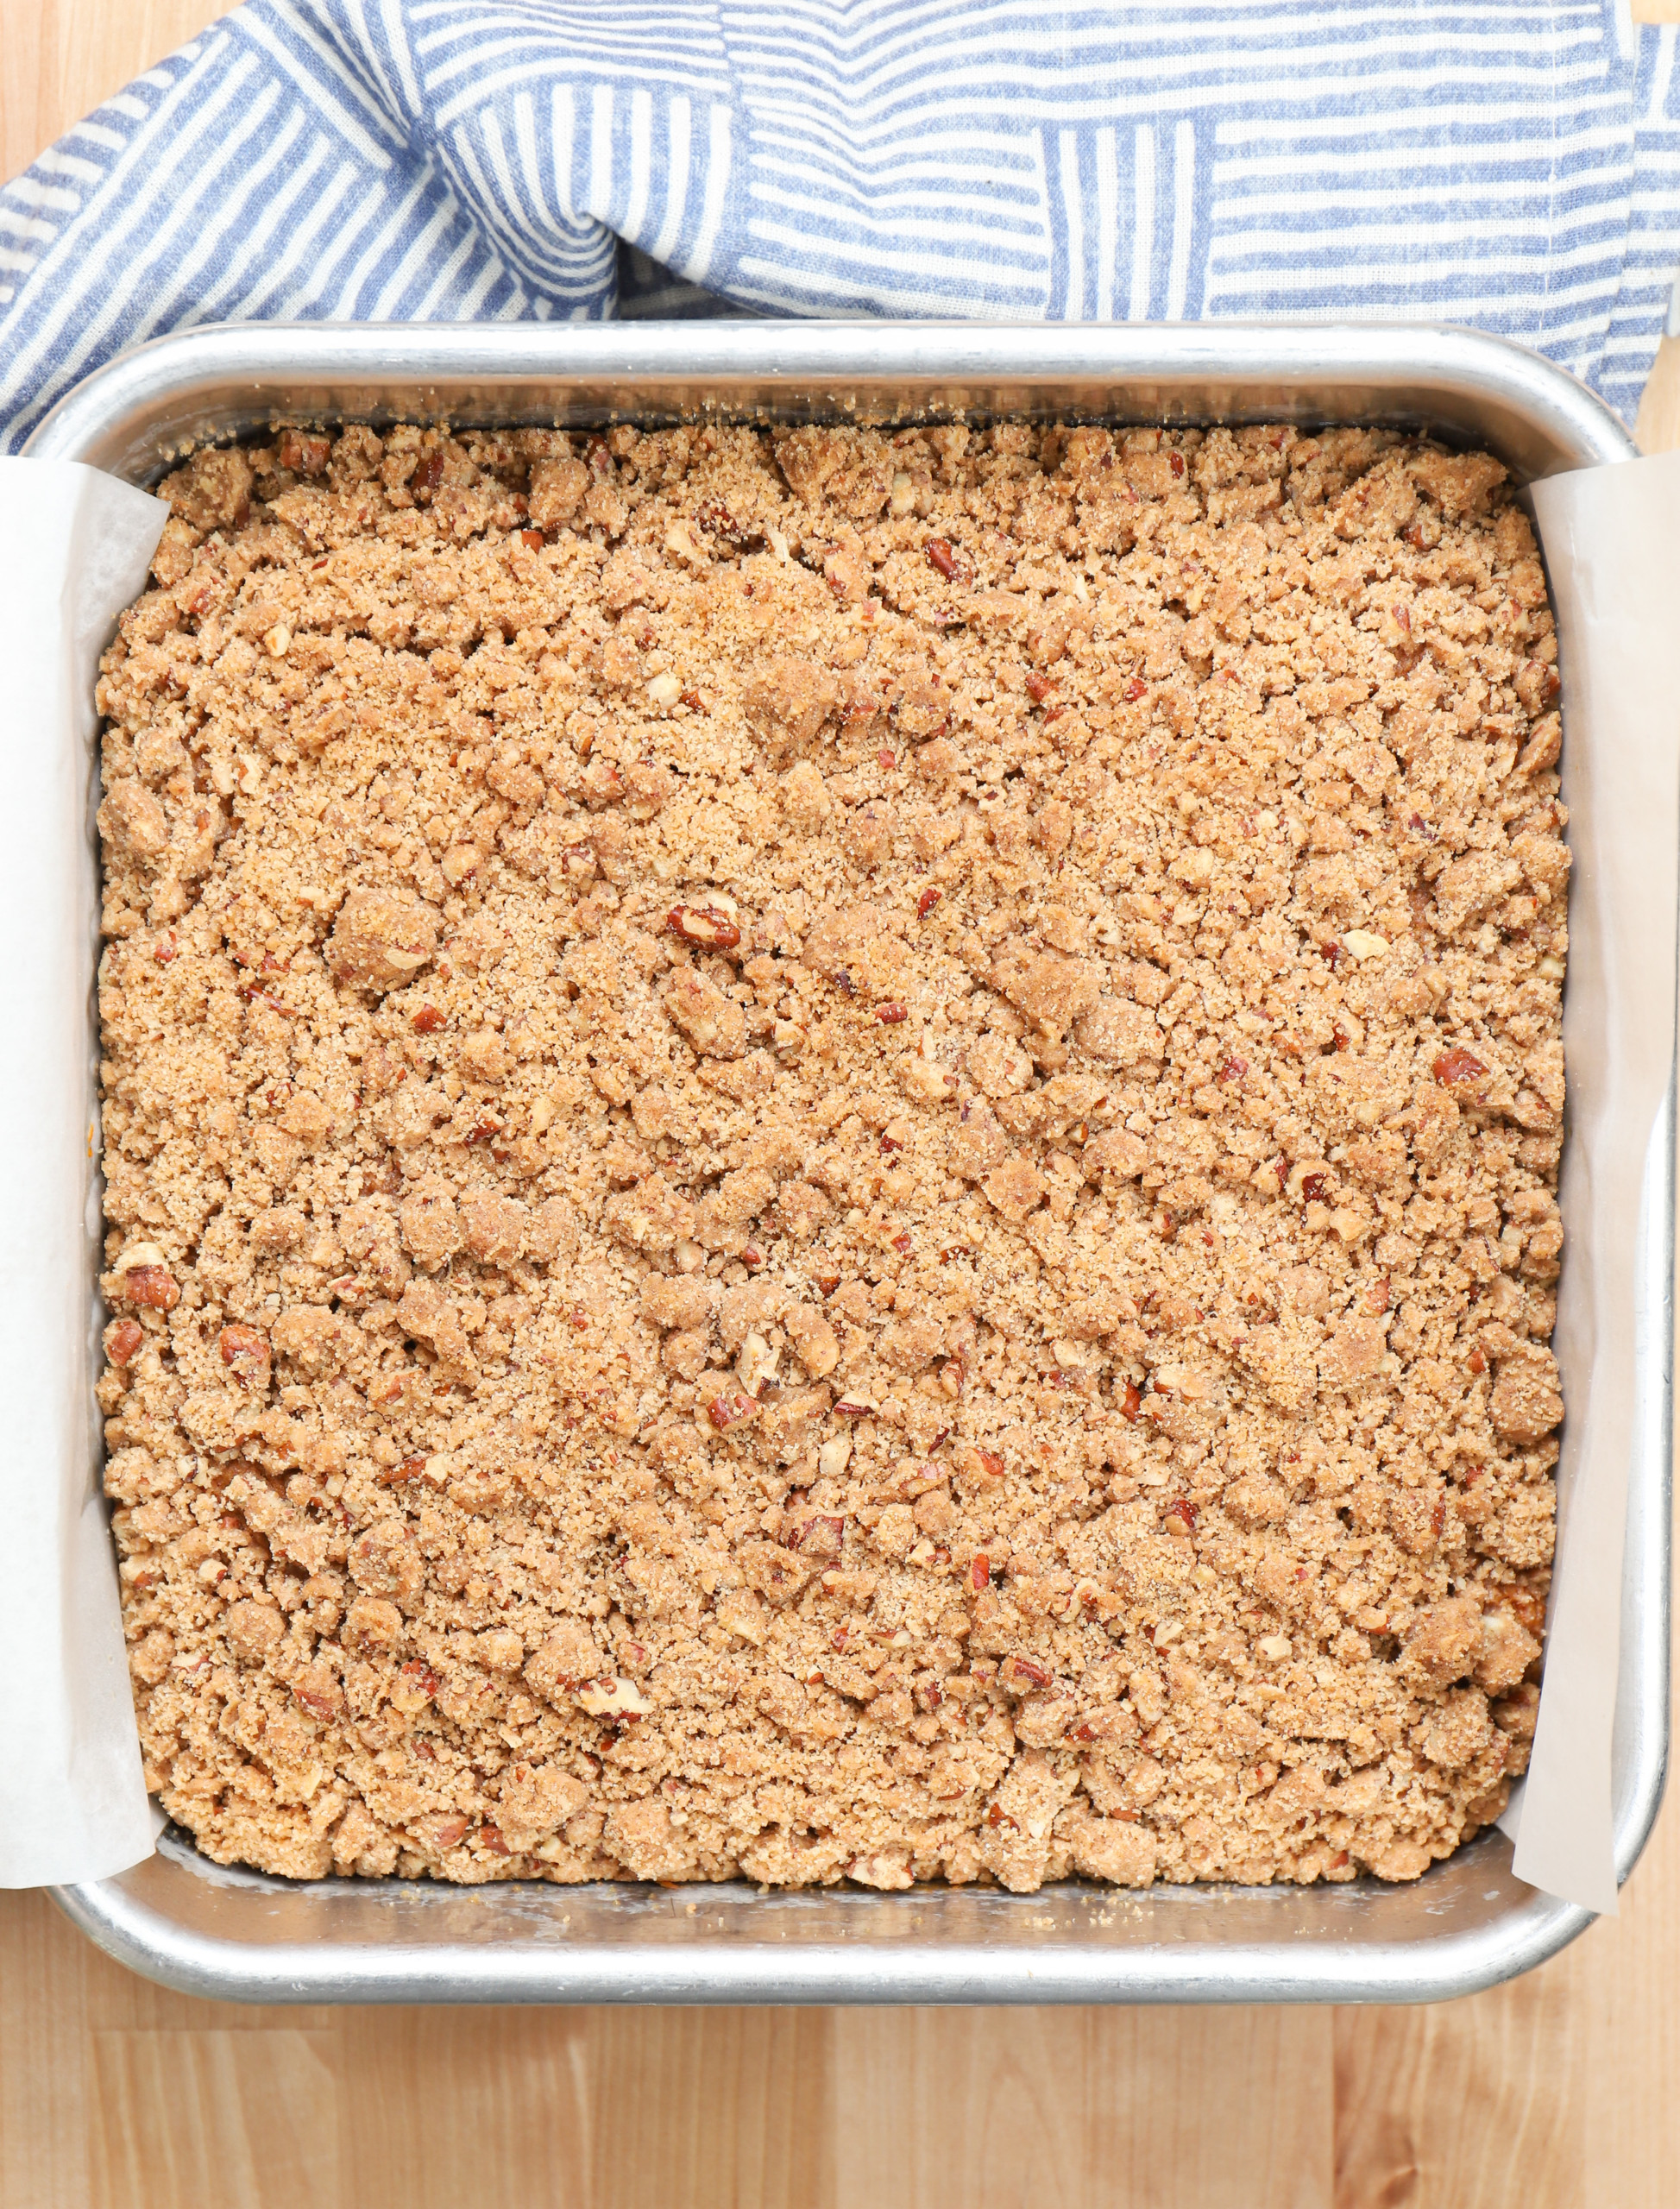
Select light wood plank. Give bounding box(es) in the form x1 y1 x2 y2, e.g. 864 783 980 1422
88 2027 339 2209
834 2005 1335 2209
1 0 230 182
582 2009 837 2209
0 1890 93 2209
1576 1755 1680 2206
1331 1952 1588 2208
1635 337 1680 457
337 2007 595 2209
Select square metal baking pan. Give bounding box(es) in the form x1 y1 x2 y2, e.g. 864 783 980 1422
28 320 1669 2005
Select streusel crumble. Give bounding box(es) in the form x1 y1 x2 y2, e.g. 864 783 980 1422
95 418 1564 1891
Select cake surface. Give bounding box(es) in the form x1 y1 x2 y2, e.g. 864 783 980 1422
96 418 1564 1891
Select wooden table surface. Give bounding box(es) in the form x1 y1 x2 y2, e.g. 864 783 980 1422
7 8 1680 2204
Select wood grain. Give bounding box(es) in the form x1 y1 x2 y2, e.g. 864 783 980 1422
4 7 1680 2206
4 1817 1680 2209
1 0 230 185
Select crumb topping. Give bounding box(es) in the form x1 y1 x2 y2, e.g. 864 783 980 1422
95 417 1563 1891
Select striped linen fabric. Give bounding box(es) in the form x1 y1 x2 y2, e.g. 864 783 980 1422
3 0 1680 450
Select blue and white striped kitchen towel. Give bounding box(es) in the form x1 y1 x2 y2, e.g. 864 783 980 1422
3 0 1680 450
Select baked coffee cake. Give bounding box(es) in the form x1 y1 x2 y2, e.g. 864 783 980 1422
95 417 1564 1890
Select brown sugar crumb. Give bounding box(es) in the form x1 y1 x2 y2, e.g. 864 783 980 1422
95 418 1564 1892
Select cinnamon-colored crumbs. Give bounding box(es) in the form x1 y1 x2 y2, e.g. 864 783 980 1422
94 416 1564 1892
